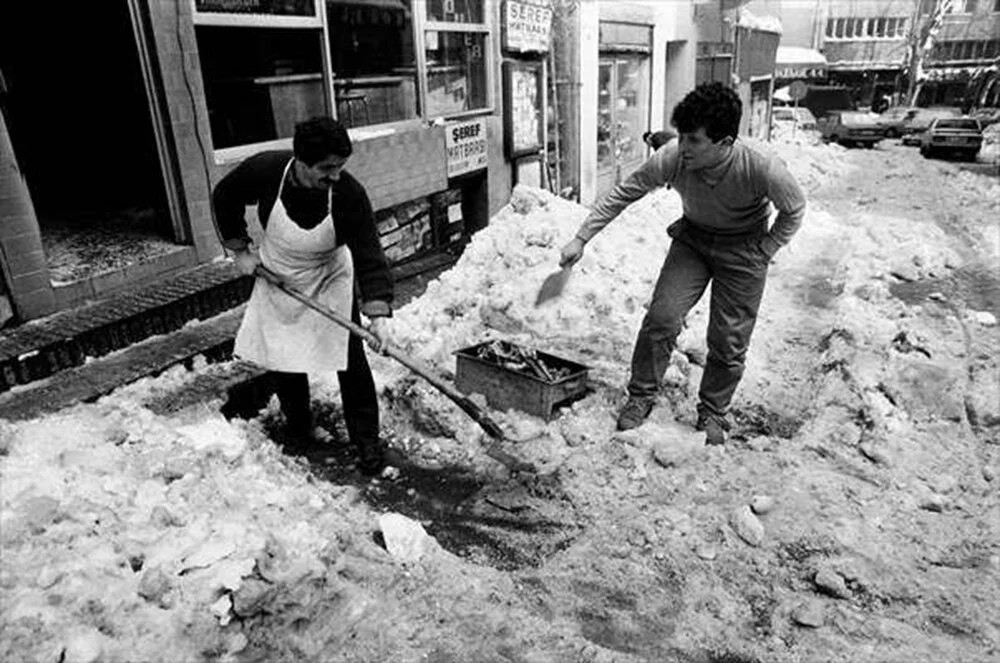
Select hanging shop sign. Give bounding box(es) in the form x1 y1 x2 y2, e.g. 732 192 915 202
776 66 826 79
445 118 489 178
502 0 553 54
502 60 544 158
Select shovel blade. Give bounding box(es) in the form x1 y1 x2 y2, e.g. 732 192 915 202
535 266 571 306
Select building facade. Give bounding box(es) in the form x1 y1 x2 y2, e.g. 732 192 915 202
548 1 699 204
747 0 1000 108
0 0 555 324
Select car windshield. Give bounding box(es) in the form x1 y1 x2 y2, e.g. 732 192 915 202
840 112 876 125
935 119 980 130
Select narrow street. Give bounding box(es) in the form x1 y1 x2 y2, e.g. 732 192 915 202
2 135 999 663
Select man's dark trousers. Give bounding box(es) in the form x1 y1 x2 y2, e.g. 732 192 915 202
627 221 771 419
224 300 379 449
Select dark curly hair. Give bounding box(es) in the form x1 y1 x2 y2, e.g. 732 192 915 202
293 116 352 165
671 82 742 142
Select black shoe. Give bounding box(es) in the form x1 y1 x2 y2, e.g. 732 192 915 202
617 396 656 431
696 412 730 445
356 443 386 476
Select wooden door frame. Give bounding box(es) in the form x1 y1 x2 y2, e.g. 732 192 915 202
127 0 190 243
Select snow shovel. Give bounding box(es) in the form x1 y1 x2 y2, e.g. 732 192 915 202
254 266 534 473
534 265 572 306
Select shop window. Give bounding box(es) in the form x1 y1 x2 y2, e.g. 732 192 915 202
424 0 490 118
326 0 419 128
427 0 484 24
196 26 326 149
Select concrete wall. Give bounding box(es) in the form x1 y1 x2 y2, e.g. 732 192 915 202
0 112 54 320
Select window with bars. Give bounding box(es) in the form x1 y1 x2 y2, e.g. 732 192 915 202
825 15 908 40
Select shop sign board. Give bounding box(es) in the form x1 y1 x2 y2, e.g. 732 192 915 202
502 0 553 54
776 66 826 79
445 118 489 178
502 61 544 158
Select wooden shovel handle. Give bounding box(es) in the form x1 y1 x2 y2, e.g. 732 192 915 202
254 266 508 443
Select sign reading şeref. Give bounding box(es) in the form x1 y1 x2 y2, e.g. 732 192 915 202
503 0 553 54
445 118 488 178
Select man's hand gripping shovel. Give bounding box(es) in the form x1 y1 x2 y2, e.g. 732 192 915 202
536 236 584 307
254 265 535 474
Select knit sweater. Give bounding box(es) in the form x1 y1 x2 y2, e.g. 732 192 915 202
576 140 806 257
212 150 393 316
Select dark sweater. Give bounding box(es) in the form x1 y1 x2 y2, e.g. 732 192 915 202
212 150 393 315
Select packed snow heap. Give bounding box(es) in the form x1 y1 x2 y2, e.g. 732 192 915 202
2 137 998 662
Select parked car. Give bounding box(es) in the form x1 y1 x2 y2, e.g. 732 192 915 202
771 106 818 130
918 117 984 160
900 106 962 145
817 110 884 147
970 107 1000 128
877 106 918 138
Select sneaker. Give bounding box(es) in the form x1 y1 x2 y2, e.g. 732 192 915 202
617 396 656 431
696 413 730 446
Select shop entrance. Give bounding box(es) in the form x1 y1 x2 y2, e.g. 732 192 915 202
596 54 651 198
0 2 180 286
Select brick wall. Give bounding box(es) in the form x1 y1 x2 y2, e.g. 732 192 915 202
0 112 54 321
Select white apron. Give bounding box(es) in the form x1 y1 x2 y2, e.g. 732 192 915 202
234 159 354 374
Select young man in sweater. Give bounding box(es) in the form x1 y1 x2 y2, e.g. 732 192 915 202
560 83 806 444
212 117 393 474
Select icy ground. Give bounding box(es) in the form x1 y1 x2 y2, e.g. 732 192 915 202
2 136 999 663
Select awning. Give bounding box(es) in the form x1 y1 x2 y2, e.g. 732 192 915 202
924 65 999 82
775 46 827 79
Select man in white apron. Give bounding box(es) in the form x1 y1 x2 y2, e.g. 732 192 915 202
212 117 394 475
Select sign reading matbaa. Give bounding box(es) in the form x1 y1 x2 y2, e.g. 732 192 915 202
503 0 553 54
445 118 489 178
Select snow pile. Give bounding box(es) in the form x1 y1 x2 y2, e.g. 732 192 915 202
751 136 854 193
0 404 386 662
384 185 683 379
769 121 823 147
737 8 782 33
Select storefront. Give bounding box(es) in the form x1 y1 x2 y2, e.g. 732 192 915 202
1 0 539 324
576 1 694 205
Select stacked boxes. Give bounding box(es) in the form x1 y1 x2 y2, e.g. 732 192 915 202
375 198 433 263
430 188 464 246
375 187 465 263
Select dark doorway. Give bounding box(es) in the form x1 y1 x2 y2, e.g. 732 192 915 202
0 2 178 285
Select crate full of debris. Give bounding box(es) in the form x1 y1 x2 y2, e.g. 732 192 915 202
454 340 589 421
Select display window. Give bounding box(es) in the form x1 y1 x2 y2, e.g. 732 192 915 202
423 0 492 118
192 0 492 157
326 0 420 128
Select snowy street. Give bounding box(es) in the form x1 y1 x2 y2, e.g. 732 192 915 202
2 134 999 662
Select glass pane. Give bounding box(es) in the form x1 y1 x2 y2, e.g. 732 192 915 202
424 31 488 116
326 0 418 128
597 62 614 171
614 57 649 165
195 26 326 149
427 0 484 23
196 0 316 16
